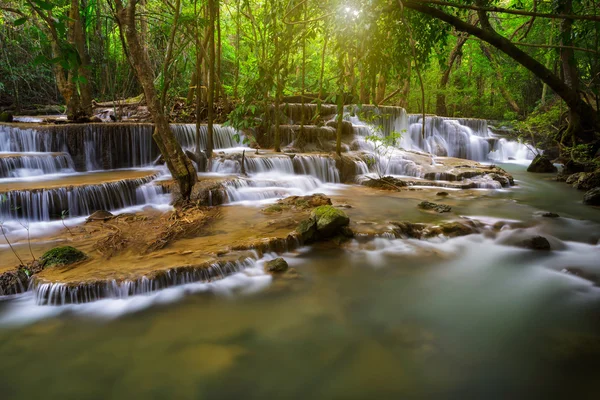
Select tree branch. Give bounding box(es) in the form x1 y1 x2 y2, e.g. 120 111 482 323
415 0 600 22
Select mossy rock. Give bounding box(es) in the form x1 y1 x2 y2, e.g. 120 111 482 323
263 204 286 213
527 155 557 173
0 111 13 122
296 218 317 243
264 257 289 273
41 246 87 267
311 205 350 237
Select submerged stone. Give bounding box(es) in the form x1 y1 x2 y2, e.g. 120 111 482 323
418 201 452 213
519 236 551 251
541 212 560 218
41 246 87 267
527 155 557 173
264 258 289 273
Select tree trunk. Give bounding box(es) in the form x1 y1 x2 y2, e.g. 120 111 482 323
437 34 468 116
558 0 583 143
114 1 197 199
403 0 598 140
375 73 386 105
206 0 216 158
71 0 93 116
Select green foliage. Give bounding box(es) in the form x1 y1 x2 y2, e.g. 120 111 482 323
40 246 86 267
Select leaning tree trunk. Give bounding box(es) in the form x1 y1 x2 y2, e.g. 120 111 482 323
115 1 196 199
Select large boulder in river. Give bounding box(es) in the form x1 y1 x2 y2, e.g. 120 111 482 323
527 155 557 173
41 246 87 267
296 205 350 244
583 188 600 206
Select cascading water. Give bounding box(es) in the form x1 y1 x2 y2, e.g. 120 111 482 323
0 174 161 221
0 153 75 178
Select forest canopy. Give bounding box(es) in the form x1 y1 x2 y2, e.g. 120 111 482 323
0 0 598 145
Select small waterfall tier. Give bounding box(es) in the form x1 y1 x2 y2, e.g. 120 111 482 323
0 152 75 178
0 170 163 221
0 123 244 170
343 106 534 162
211 153 340 183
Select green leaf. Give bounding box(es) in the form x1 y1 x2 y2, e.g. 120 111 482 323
32 0 55 11
13 17 28 26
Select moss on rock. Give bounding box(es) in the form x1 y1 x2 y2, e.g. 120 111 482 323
312 205 350 237
41 246 87 267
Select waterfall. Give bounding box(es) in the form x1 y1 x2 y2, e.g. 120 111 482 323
0 174 161 221
224 175 323 202
488 138 536 162
0 153 75 178
32 258 259 305
172 124 245 150
293 155 340 183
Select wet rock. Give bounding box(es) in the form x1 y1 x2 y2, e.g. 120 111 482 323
562 159 596 175
583 187 600 206
573 171 600 191
390 222 428 238
278 193 331 209
565 172 583 185
437 221 477 237
86 210 114 222
296 218 317 243
527 155 557 173
519 236 551 251
296 205 350 244
0 111 13 122
313 205 350 237
436 191 449 197
541 212 560 218
363 176 407 191
89 116 102 123
0 261 44 296
40 246 87 266
418 201 452 213
336 203 352 208
264 257 289 273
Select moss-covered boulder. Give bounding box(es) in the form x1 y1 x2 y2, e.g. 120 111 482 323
0 111 13 122
295 205 350 244
264 257 289 273
41 246 87 267
312 205 350 237
527 155 557 173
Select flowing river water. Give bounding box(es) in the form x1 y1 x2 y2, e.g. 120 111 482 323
0 109 599 399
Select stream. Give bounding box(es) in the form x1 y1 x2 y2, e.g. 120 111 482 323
0 110 599 399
